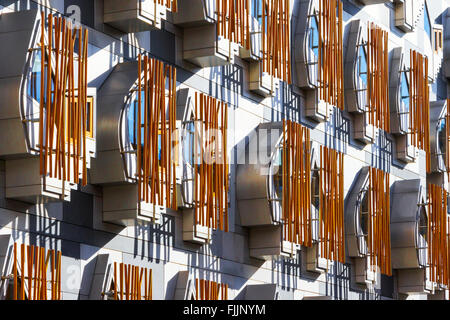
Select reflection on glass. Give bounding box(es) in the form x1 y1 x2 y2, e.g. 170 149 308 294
424 5 432 41
309 16 319 58
127 91 162 163
273 147 283 200
357 46 367 88
27 51 54 103
437 117 446 158
360 192 369 239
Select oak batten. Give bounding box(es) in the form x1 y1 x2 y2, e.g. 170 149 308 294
11 243 62 300
409 50 431 172
319 146 345 264
427 184 449 287
136 54 178 211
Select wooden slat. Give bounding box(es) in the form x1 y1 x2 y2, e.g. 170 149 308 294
317 0 344 110
409 50 431 172
367 167 391 276
38 13 89 192
12 243 61 300
190 92 228 234
282 120 311 247
428 184 449 286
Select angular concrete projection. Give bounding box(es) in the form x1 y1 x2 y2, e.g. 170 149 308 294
345 167 376 285
389 47 416 163
429 100 447 174
293 0 341 122
390 179 433 295
104 0 173 33
174 0 236 67
88 254 113 300
236 122 297 259
0 10 96 204
92 61 163 226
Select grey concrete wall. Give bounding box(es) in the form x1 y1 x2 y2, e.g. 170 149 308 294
0 0 447 300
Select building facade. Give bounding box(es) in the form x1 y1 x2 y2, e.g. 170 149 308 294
0 0 449 300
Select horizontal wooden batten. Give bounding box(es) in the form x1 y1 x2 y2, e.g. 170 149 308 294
12 243 61 300
194 278 228 300
113 262 152 300
192 92 229 234
368 167 392 276
318 0 344 110
136 54 177 211
367 23 390 132
282 120 311 246
427 184 449 287
409 50 431 172
319 145 345 263
38 12 89 188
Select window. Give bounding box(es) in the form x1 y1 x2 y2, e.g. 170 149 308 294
309 15 319 59
400 72 410 114
311 168 320 240
359 191 369 241
434 28 443 53
183 120 196 165
418 206 428 238
66 96 95 141
27 50 54 104
273 147 283 201
424 4 432 41
437 116 446 158
357 46 368 88
127 92 176 167
251 0 262 24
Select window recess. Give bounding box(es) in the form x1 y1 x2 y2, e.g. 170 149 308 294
307 145 345 273
294 0 344 122
346 166 391 285
182 92 229 244
104 0 177 33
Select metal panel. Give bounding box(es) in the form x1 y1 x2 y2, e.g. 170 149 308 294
91 61 138 185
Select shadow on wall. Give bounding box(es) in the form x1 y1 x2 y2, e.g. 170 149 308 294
371 131 393 173
325 107 350 154
134 214 175 263
325 263 351 300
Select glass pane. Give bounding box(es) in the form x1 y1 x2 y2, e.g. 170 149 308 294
310 16 319 57
358 47 367 86
400 72 410 113
273 148 283 200
424 5 432 40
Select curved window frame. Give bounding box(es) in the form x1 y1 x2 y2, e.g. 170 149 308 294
267 137 284 224
399 67 411 133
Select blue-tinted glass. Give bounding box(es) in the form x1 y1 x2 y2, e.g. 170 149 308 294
401 72 410 113
424 5 432 40
310 17 319 57
251 0 262 24
27 51 55 104
358 47 367 86
184 122 195 165
127 91 145 146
